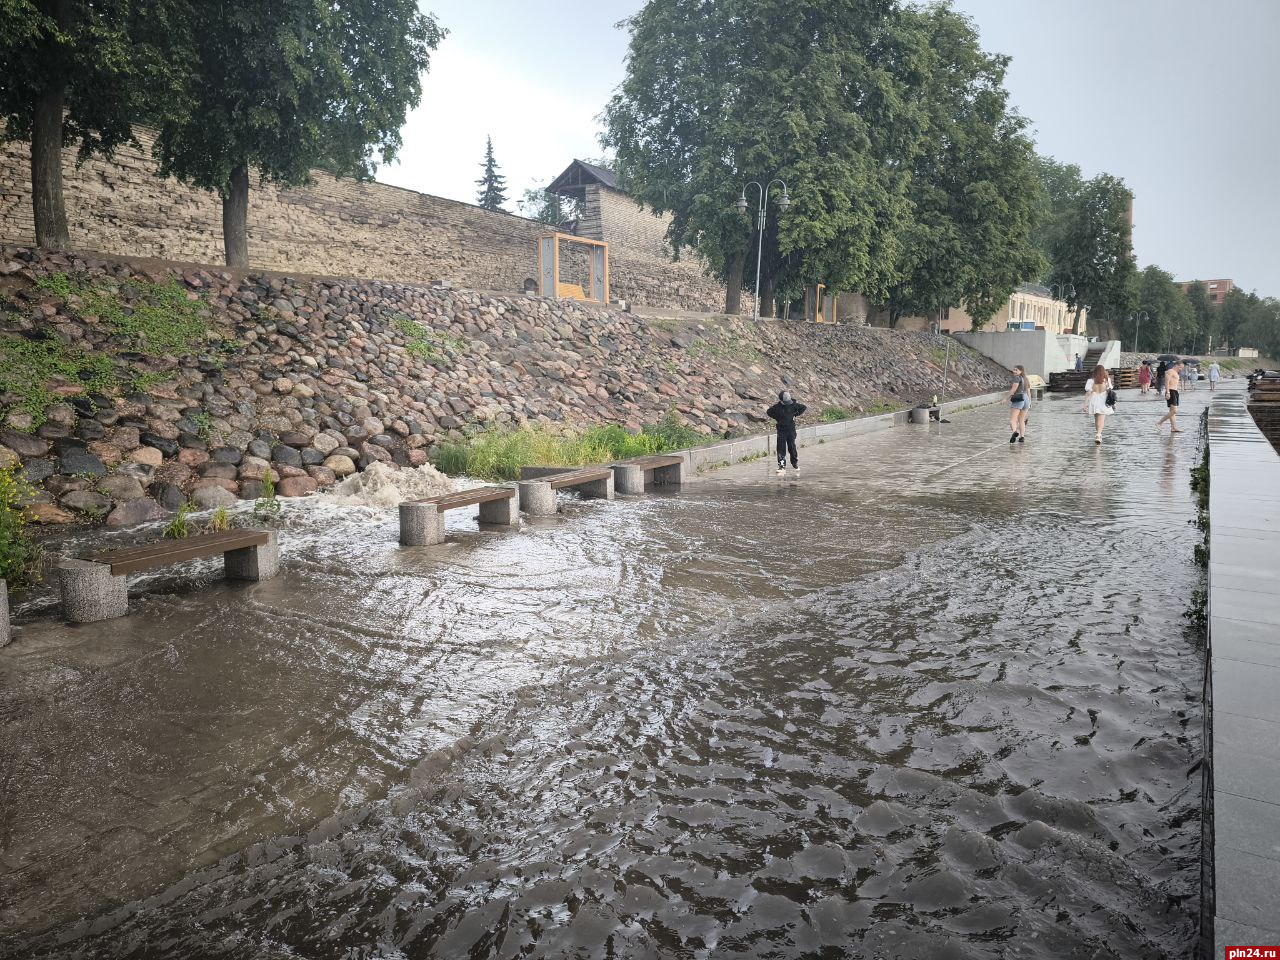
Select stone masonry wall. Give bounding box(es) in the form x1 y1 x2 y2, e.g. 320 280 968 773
0 131 729 312
0 245 1011 529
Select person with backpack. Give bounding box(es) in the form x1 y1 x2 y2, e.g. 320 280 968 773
1081 364 1116 445
767 391 807 476
1007 365 1031 443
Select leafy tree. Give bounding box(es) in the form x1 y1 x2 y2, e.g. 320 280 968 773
154 0 443 267
605 0 920 317
518 187 579 228
880 4 1045 328
1237 296 1280 360
476 136 508 212
1218 288 1252 350
1182 280 1213 353
1 0 187 250
1041 166 1138 334
1117 265 1194 353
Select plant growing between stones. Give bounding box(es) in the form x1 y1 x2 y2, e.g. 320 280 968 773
164 502 194 539
205 506 233 532
0 465 42 587
820 406 852 423
254 471 281 520
390 314 464 365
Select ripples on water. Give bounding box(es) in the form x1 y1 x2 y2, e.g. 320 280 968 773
0 394 1206 958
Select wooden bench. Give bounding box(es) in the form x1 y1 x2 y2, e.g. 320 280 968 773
611 453 687 493
58 529 280 624
399 484 519 546
517 466 614 516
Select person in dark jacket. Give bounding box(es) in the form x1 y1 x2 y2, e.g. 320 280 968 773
767 391 806 475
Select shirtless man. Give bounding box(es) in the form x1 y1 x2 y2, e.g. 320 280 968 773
1155 361 1184 434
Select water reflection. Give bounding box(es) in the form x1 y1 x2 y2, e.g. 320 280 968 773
0 390 1209 958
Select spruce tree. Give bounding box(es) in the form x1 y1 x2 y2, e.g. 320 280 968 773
476 136 508 211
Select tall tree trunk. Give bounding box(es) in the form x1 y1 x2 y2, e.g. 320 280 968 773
724 248 746 315
31 85 68 251
759 273 776 319
1070 303 1084 336
222 163 250 267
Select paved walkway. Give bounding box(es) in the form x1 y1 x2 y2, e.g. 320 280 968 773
1206 380 1280 950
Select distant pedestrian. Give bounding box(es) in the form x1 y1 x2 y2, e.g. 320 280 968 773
767 390 806 475
1156 360 1167 397
1156 361 1184 434
1007 364 1030 443
1138 363 1152 395
1074 353 1083 372
1208 361 1221 391
1082 364 1115 445
1184 365 1195 391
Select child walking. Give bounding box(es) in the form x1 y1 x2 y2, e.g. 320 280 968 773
767 391 807 475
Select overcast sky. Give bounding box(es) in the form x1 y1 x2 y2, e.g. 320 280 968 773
378 0 1280 294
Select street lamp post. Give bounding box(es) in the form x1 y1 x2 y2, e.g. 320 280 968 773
737 179 790 322
1130 310 1149 354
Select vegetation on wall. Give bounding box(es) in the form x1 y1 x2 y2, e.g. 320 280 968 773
0 464 41 586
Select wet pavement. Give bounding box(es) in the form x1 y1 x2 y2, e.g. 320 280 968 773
0 385 1213 959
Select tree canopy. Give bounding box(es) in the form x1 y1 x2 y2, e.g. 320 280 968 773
152 0 442 266
1 0 187 248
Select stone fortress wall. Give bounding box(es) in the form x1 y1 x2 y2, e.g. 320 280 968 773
0 130 729 313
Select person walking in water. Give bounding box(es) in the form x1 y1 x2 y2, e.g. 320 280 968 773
1156 361 1184 434
1007 365 1030 443
1082 364 1115 445
1208 360 1221 392
1155 360 1167 398
1138 362 1151 395
767 390 806 475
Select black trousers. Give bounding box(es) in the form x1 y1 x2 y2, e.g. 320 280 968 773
777 431 798 467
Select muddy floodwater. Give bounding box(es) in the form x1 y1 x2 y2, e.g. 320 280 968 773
0 390 1208 959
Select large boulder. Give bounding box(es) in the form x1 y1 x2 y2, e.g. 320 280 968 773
323 454 356 477
238 456 280 483
151 482 187 511
0 430 49 458
191 484 237 510
61 490 111 514
106 498 167 528
98 475 146 501
58 448 107 477
129 446 165 468
277 476 317 498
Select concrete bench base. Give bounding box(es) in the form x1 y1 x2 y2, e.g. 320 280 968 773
518 480 558 516
59 559 129 624
611 459 687 494
59 531 281 624
477 492 520 526
399 502 445 546
1 579 9 647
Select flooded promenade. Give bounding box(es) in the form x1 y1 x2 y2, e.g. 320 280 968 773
1 387 1211 959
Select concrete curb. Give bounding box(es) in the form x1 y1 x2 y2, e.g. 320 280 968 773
681 390 1008 473
1202 382 1280 957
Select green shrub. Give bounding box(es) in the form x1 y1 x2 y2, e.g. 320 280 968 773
0 334 116 428
819 406 852 423
641 409 702 450
205 506 233 532
0 466 42 587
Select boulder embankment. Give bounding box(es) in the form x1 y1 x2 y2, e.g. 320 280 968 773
0 246 1012 527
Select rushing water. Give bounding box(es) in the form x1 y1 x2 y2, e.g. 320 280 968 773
0 389 1208 959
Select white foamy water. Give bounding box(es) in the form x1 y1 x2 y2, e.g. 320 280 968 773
320 461 464 507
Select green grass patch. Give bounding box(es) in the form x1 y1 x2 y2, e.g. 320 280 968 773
819 406 852 423
4 271 222 427
433 411 704 482
391 313 465 364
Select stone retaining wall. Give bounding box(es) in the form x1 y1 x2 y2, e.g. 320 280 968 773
0 131 728 312
0 245 1013 530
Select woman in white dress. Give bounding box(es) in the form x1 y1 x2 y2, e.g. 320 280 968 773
1081 364 1114 445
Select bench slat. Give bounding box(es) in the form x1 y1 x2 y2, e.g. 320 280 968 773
547 468 611 489
92 530 269 575
415 486 515 510
614 454 683 469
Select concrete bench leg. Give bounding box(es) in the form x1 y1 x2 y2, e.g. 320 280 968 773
226 530 281 580
580 472 614 500
477 489 520 526
653 460 687 486
519 480 557 516
1 579 9 647
399 503 444 546
612 464 645 495
59 560 129 624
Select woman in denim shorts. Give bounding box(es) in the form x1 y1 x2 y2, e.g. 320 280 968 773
1007 365 1030 443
